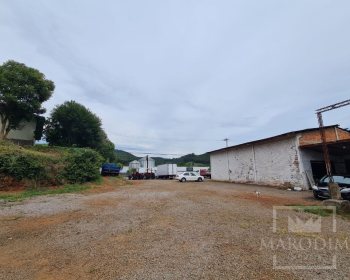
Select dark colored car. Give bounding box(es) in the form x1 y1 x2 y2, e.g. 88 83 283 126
312 175 350 200
101 163 121 176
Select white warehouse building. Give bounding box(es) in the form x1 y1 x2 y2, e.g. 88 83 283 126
209 126 350 190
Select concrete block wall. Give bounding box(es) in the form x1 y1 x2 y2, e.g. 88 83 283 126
254 138 303 187
210 136 306 188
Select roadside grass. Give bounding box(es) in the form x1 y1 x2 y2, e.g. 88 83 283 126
302 206 334 217
0 184 91 202
0 175 127 202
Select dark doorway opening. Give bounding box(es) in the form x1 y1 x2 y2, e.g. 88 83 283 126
310 160 335 182
345 160 350 174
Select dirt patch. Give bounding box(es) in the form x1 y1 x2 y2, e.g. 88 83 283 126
85 177 131 193
234 192 321 208
0 176 26 191
12 210 84 232
0 180 349 280
85 197 120 207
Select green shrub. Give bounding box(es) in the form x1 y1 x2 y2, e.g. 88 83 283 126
0 151 49 188
0 142 62 188
4 154 46 180
62 148 103 184
0 142 103 189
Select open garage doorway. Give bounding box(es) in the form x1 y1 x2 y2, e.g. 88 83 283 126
310 160 335 182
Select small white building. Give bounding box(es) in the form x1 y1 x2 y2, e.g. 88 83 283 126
1 120 36 145
129 160 140 170
209 126 350 189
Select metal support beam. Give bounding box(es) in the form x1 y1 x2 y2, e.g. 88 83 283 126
316 99 350 183
316 99 350 114
317 112 333 182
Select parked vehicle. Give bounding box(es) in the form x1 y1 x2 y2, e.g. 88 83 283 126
101 163 121 176
200 169 211 179
128 171 155 180
156 164 177 179
312 175 350 200
176 172 204 182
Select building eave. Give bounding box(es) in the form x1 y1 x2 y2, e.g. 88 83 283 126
208 125 339 154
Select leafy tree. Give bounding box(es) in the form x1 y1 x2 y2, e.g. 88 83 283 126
0 60 54 139
45 101 104 148
96 131 117 162
45 101 116 161
34 115 46 141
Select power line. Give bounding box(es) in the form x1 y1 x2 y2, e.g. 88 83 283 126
114 133 222 143
129 152 185 156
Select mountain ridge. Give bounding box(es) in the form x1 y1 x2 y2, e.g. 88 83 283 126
115 149 210 167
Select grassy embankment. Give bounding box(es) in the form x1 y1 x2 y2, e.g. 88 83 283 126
0 141 128 202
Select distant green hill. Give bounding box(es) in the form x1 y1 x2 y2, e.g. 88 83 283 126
173 153 210 166
115 149 139 165
115 150 210 167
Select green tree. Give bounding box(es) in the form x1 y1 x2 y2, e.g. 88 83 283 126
0 60 54 139
96 131 117 162
45 101 104 148
45 101 116 161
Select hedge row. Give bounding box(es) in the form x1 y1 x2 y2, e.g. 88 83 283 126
0 141 103 189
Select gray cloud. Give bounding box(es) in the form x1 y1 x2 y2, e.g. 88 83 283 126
1 0 350 156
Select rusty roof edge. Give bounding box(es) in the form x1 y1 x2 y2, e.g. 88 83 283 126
208 125 340 154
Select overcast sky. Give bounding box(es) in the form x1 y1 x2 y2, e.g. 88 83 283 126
1 0 350 157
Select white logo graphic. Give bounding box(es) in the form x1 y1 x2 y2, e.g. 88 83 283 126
270 206 338 270
288 216 321 233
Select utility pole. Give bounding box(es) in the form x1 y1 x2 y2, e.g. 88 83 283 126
316 99 350 183
223 138 229 148
223 138 230 181
146 155 149 173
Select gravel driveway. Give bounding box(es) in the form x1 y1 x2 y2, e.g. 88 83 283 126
0 180 349 279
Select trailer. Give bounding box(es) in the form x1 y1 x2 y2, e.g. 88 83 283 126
156 164 177 179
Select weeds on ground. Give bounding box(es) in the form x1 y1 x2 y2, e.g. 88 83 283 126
286 204 348 218
0 176 128 202
0 184 91 202
302 206 334 217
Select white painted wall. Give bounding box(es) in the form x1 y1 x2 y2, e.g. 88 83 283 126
1 121 36 141
210 136 306 188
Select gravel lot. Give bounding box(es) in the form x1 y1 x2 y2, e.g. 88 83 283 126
0 180 349 279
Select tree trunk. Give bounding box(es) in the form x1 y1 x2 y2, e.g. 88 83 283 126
0 116 9 140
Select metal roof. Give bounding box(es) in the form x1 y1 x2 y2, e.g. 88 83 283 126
209 125 340 154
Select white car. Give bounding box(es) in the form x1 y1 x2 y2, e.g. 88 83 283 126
176 172 204 182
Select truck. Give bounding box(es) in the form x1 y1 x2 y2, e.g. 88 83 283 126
156 164 178 179
101 163 121 176
200 168 211 179
128 171 155 180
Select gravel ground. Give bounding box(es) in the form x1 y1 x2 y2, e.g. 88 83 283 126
0 180 349 279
